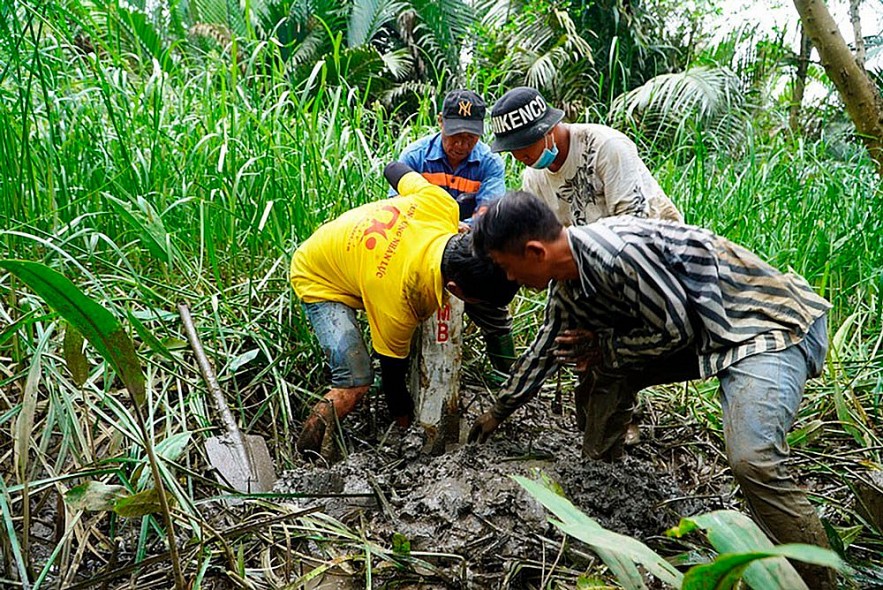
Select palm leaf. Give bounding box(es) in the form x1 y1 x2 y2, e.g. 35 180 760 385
188 0 247 37
476 0 519 28
116 3 168 67
379 46 413 80
499 6 593 103
348 0 406 48
190 0 231 28
610 66 751 149
402 0 473 77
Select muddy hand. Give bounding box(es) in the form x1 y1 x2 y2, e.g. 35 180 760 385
554 329 601 372
468 412 501 443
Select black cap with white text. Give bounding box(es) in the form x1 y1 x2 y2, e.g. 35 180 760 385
490 87 564 152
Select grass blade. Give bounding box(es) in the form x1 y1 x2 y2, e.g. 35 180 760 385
0 476 31 589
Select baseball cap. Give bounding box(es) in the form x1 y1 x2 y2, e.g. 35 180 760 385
441 89 486 136
490 87 565 152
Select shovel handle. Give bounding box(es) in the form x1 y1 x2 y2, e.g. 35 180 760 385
177 302 247 447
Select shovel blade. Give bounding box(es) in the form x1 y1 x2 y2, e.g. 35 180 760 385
206 434 277 494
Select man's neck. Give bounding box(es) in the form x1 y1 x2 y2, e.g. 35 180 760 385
548 123 570 173
549 229 579 280
447 154 465 170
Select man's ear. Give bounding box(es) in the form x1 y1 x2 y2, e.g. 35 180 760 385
524 240 547 261
438 114 444 130
445 280 465 300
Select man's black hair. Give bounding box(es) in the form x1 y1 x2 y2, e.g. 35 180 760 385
441 233 519 307
473 191 563 256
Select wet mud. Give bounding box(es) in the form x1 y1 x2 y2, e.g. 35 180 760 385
276 390 714 586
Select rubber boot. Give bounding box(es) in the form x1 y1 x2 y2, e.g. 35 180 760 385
485 331 516 374
296 386 368 457
296 399 333 456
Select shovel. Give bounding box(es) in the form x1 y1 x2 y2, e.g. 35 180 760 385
178 302 276 495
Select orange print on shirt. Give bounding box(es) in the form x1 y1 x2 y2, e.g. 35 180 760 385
363 205 401 249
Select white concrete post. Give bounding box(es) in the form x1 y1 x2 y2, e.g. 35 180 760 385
409 298 464 454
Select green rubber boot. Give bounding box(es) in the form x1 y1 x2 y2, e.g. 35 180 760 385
485 331 516 374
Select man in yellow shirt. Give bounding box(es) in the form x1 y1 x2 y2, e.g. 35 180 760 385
291 162 519 455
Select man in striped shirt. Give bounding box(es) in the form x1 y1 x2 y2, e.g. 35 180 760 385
491 86 684 441
468 192 835 589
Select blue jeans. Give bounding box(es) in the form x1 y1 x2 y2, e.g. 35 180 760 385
577 316 833 587
718 315 832 587
302 302 374 388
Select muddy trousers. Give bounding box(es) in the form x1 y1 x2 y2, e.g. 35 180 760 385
576 317 834 589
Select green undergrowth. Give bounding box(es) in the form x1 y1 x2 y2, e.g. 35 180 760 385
1 3 882 587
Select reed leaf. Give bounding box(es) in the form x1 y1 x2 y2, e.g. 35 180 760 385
0 259 146 406
14 327 51 484
514 474 682 589
62 323 89 386
0 476 30 590
672 511 846 588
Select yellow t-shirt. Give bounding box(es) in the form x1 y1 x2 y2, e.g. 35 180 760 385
290 172 459 358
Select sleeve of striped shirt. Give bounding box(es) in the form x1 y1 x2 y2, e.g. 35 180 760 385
598 243 695 367
491 287 571 420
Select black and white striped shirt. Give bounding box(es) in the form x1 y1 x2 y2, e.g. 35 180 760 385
492 218 831 420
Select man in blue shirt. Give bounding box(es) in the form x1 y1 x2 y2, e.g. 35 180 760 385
394 89 515 373
396 90 507 226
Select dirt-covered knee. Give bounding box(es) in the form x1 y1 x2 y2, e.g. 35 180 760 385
728 449 778 488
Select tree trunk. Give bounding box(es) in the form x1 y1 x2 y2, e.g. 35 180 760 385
790 26 813 133
793 0 883 176
849 0 865 66
397 11 426 81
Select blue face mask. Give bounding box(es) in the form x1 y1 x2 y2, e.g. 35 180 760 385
530 136 558 169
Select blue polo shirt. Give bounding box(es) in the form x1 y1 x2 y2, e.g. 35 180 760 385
391 132 506 221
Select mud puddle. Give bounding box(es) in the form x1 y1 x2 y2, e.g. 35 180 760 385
276 390 715 587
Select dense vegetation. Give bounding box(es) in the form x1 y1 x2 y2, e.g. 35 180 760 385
1 0 882 588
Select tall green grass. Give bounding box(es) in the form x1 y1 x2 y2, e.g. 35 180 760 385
1 5 442 586
2 0 882 587
656 132 882 319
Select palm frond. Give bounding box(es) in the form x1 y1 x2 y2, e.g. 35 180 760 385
503 7 593 101
475 0 520 28
554 7 592 64
189 0 230 29
347 0 406 48
402 0 473 77
378 46 413 80
286 26 327 67
610 66 751 149
379 78 434 112
225 0 249 37
116 3 168 66
524 49 560 90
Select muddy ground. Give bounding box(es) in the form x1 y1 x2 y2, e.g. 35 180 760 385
275 383 725 587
